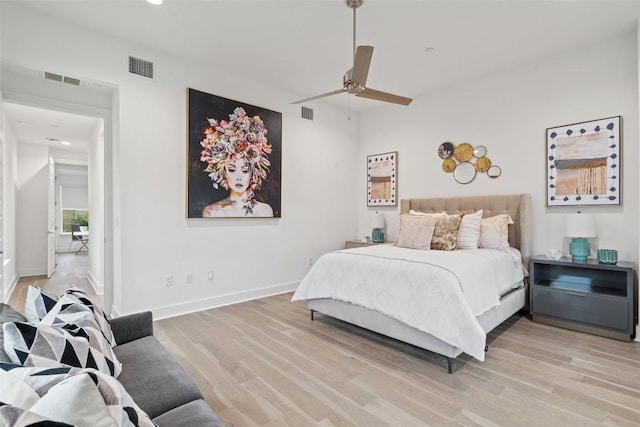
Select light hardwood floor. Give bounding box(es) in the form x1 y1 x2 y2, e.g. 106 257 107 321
153 294 640 426
8 269 640 426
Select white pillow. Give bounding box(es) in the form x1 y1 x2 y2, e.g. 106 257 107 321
396 214 438 250
457 209 483 250
479 214 514 252
24 286 59 323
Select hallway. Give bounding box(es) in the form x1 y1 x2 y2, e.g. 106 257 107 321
7 252 101 313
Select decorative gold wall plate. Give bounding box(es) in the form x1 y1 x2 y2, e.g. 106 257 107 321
453 143 473 162
442 158 456 173
475 156 491 172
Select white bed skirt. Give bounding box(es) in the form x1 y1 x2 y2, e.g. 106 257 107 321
308 285 526 360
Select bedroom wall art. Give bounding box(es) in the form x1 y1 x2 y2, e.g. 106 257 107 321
546 116 621 206
367 151 397 206
437 141 501 184
186 88 282 218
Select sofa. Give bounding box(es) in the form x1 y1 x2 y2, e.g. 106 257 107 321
109 311 223 426
0 287 223 427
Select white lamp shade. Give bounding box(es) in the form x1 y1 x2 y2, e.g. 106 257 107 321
564 213 597 238
371 212 385 229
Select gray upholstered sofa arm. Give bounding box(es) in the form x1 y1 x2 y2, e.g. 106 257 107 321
110 311 154 345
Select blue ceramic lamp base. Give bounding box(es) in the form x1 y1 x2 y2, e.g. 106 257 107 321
371 228 384 243
569 237 590 262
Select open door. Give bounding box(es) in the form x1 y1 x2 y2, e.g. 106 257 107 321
47 156 56 278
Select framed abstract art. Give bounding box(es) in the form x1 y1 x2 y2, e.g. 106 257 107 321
546 116 621 206
367 151 397 206
186 88 282 218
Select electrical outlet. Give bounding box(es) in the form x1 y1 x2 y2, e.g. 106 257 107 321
164 274 173 287
186 273 193 284
307 257 313 266
207 271 214 280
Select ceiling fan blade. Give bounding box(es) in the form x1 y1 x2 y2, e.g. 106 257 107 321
357 87 413 106
291 88 345 104
351 45 373 86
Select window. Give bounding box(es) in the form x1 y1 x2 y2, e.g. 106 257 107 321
62 209 88 233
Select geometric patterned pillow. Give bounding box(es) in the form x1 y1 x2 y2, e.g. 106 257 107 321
24 286 59 324
40 293 115 348
0 362 81 397
1 304 28 363
0 403 73 427
28 370 156 427
479 214 514 252
0 363 41 409
63 287 116 347
2 322 122 378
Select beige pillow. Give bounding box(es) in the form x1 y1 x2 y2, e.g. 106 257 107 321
396 214 438 250
431 213 464 251
457 209 483 250
479 214 514 252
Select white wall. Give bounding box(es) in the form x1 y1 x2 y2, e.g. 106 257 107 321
88 121 105 294
16 143 49 276
358 31 639 267
2 111 18 300
1 2 359 317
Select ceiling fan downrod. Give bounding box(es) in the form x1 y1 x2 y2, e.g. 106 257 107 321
346 0 363 62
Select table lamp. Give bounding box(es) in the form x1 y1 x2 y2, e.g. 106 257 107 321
565 213 597 262
371 212 385 243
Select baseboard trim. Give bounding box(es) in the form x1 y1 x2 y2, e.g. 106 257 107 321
87 271 104 295
5 274 19 303
151 281 299 321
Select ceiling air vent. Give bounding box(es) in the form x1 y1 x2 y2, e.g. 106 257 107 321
44 72 63 82
129 56 154 79
43 71 82 86
301 106 314 120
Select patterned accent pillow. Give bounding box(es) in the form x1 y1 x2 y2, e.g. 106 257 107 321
457 209 483 250
431 213 464 251
0 362 81 397
24 286 58 323
1 304 28 363
0 403 73 427
41 292 116 348
2 322 122 378
28 369 156 427
395 214 438 250
479 214 514 252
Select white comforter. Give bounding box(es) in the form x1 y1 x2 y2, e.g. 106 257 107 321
291 245 524 361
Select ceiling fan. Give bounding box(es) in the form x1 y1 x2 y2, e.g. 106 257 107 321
292 0 412 106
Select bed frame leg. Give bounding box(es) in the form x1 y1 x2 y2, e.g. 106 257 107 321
447 358 453 374
310 310 315 321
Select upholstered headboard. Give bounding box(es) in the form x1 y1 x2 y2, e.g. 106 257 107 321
400 194 532 264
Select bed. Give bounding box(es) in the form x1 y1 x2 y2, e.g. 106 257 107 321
292 194 532 373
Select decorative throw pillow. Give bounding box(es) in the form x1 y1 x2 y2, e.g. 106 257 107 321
0 362 82 397
41 293 116 348
395 214 438 250
457 209 483 250
2 322 122 378
0 403 73 427
479 214 514 252
431 213 464 251
1 304 28 363
0 363 41 409
63 287 116 347
24 286 59 323
28 370 156 427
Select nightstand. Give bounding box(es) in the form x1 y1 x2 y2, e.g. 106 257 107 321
529 255 636 341
345 240 386 249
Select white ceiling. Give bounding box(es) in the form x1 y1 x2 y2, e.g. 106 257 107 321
3 102 100 158
3 0 640 143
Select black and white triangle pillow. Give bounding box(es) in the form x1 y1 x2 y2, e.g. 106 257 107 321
2 322 122 377
24 286 59 323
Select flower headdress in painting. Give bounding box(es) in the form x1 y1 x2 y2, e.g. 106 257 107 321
200 107 272 215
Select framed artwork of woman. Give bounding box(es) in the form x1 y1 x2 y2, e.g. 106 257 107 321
187 88 282 218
